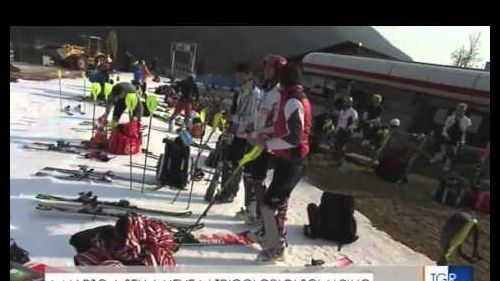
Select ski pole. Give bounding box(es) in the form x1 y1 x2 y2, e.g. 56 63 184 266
81 71 87 114
103 83 113 139
90 83 101 139
186 110 220 209
125 92 139 190
141 94 159 193
57 70 62 111
80 71 87 114
184 146 263 233
185 109 208 209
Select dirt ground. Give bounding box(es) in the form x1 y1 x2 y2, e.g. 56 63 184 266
10 63 82 81
305 152 490 281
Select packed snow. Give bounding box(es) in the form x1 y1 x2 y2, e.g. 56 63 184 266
10 72 434 268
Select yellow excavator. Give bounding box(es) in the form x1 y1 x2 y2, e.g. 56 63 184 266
41 31 117 70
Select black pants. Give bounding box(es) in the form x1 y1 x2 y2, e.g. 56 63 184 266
220 136 248 198
264 157 305 208
244 150 270 181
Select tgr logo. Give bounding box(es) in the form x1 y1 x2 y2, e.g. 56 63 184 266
425 266 473 281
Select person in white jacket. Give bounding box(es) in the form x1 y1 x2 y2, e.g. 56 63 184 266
216 62 263 203
430 103 472 171
332 96 358 166
235 54 287 224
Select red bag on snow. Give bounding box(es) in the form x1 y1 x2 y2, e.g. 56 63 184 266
475 191 490 214
108 121 142 155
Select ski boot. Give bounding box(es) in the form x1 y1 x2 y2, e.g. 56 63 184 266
214 193 235 203
235 207 249 220
256 240 286 264
74 104 84 115
245 214 260 226
247 225 265 247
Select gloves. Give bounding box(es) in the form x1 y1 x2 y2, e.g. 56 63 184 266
247 134 268 149
110 119 119 129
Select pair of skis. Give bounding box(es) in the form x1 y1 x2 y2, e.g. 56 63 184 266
23 141 112 161
36 166 156 186
24 140 88 153
34 193 256 246
36 192 192 217
35 202 203 232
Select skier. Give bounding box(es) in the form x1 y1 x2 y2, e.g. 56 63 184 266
151 57 161 82
331 96 358 166
235 54 287 225
96 55 112 101
247 63 312 263
168 73 200 132
430 102 472 171
215 62 263 203
360 94 383 146
132 60 151 96
101 82 143 129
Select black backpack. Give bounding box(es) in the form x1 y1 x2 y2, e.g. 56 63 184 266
375 156 407 183
69 225 118 253
10 239 30 265
434 176 468 207
156 137 191 189
305 192 358 250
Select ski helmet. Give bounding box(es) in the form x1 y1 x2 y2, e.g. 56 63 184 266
263 54 287 69
343 96 353 107
390 118 400 127
373 94 382 103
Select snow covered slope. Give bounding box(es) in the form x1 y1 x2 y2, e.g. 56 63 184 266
10 73 434 268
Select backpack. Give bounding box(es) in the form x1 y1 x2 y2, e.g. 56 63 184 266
375 156 406 183
69 225 119 254
10 239 30 265
434 177 467 207
438 212 481 265
156 137 191 189
305 192 358 250
205 134 227 168
108 121 142 155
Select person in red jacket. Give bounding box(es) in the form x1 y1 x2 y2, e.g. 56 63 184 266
247 63 312 263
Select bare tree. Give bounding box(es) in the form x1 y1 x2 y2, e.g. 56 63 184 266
451 32 482 68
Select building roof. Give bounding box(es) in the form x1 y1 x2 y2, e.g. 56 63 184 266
288 40 405 62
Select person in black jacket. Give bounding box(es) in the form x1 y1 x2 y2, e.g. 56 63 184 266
101 82 143 128
168 74 200 132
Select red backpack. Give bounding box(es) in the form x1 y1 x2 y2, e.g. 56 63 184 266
108 121 142 155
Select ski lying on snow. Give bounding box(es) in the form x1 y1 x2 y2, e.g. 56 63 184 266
36 193 192 217
39 166 157 185
35 202 203 231
23 144 82 155
35 171 113 183
33 141 89 150
176 231 255 247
